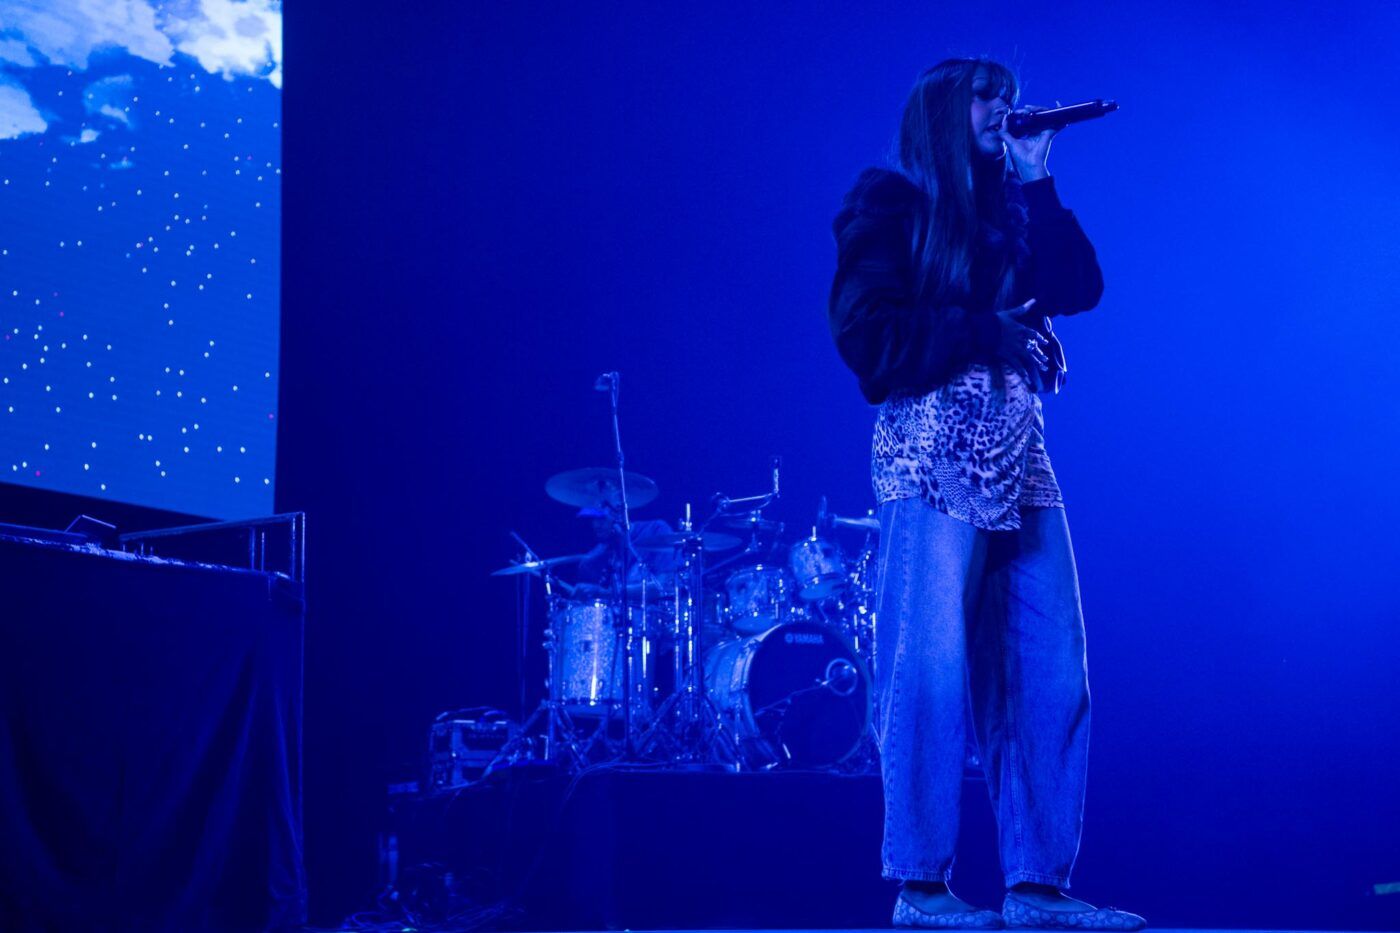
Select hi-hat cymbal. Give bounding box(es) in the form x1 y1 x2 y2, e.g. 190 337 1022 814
635 531 741 552
623 578 674 600
490 553 588 577
545 468 659 510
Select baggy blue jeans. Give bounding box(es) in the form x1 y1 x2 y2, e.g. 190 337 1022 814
874 497 1091 888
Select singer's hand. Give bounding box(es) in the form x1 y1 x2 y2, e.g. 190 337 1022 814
999 103 1057 182
995 299 1051 379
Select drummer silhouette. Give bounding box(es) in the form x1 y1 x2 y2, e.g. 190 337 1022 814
573 507 676 598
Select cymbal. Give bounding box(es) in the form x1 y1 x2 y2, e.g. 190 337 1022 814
832 514 880 533
718 514 783 535
545 468 659 510
491 553 588 577
635 531 741 552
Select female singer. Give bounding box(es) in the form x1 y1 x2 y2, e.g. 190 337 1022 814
828 58 1144 930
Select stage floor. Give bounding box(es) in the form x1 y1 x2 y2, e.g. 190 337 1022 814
332 928 1390 933
595 924 1398 931
381 764 1398 933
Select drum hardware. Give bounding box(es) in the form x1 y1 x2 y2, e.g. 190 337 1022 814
636 503 739 768
703 468 796 640
497 452 674 771
708 455 782 518
747 658 860 717
817 494 882 534
635 530 741 552
491 534 627 770
488 429 887 778
701 535 774 582
708 463 785 560
832 513 880 533
844 538 878 669
504 531 570 724
808 497 881 673
503 515 670 768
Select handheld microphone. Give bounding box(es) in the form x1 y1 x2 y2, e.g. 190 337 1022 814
1006 99 1119 138
594 371 618 392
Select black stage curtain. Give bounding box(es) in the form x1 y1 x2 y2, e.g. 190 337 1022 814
0 536 305 932
394 767 913 930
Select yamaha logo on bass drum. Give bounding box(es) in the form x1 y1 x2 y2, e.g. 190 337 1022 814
785 631 826 646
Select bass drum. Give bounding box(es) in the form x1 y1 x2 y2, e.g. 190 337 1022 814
704 622 870 769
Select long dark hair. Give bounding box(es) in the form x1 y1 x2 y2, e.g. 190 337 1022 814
897 58 1026 312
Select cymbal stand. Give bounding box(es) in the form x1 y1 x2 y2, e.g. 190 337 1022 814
508 531 579 718
841 526 882 775
509 532 537 722
848 529 879 665
615 556 658 739
486 556 605 772
638 504 736 766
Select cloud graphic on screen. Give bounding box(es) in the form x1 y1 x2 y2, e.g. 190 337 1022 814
0 76 45 138
0 36 34 65
0 0 175 70
83 72 134 125
0 1 282 112
160 0 282 88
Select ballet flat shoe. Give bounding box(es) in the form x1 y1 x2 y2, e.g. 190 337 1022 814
1001 892 1147 930
894 893 1005 929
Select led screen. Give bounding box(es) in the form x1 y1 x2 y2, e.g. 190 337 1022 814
0 0 281 519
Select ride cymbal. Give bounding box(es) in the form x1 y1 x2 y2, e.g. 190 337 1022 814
545 468 660 510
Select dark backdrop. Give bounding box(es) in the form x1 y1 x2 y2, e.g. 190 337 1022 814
270 1 1400 927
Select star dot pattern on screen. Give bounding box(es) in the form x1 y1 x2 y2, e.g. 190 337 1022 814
0 61 280 519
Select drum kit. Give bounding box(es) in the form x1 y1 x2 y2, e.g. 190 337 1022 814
491 465 883 773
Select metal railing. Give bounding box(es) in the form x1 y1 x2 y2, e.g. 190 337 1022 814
120 511 306 582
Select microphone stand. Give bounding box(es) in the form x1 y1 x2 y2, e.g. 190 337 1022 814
705 455 782 524
704 456 782 567
603 373 638 758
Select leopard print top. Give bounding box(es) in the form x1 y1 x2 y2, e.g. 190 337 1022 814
871 363 1063 531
